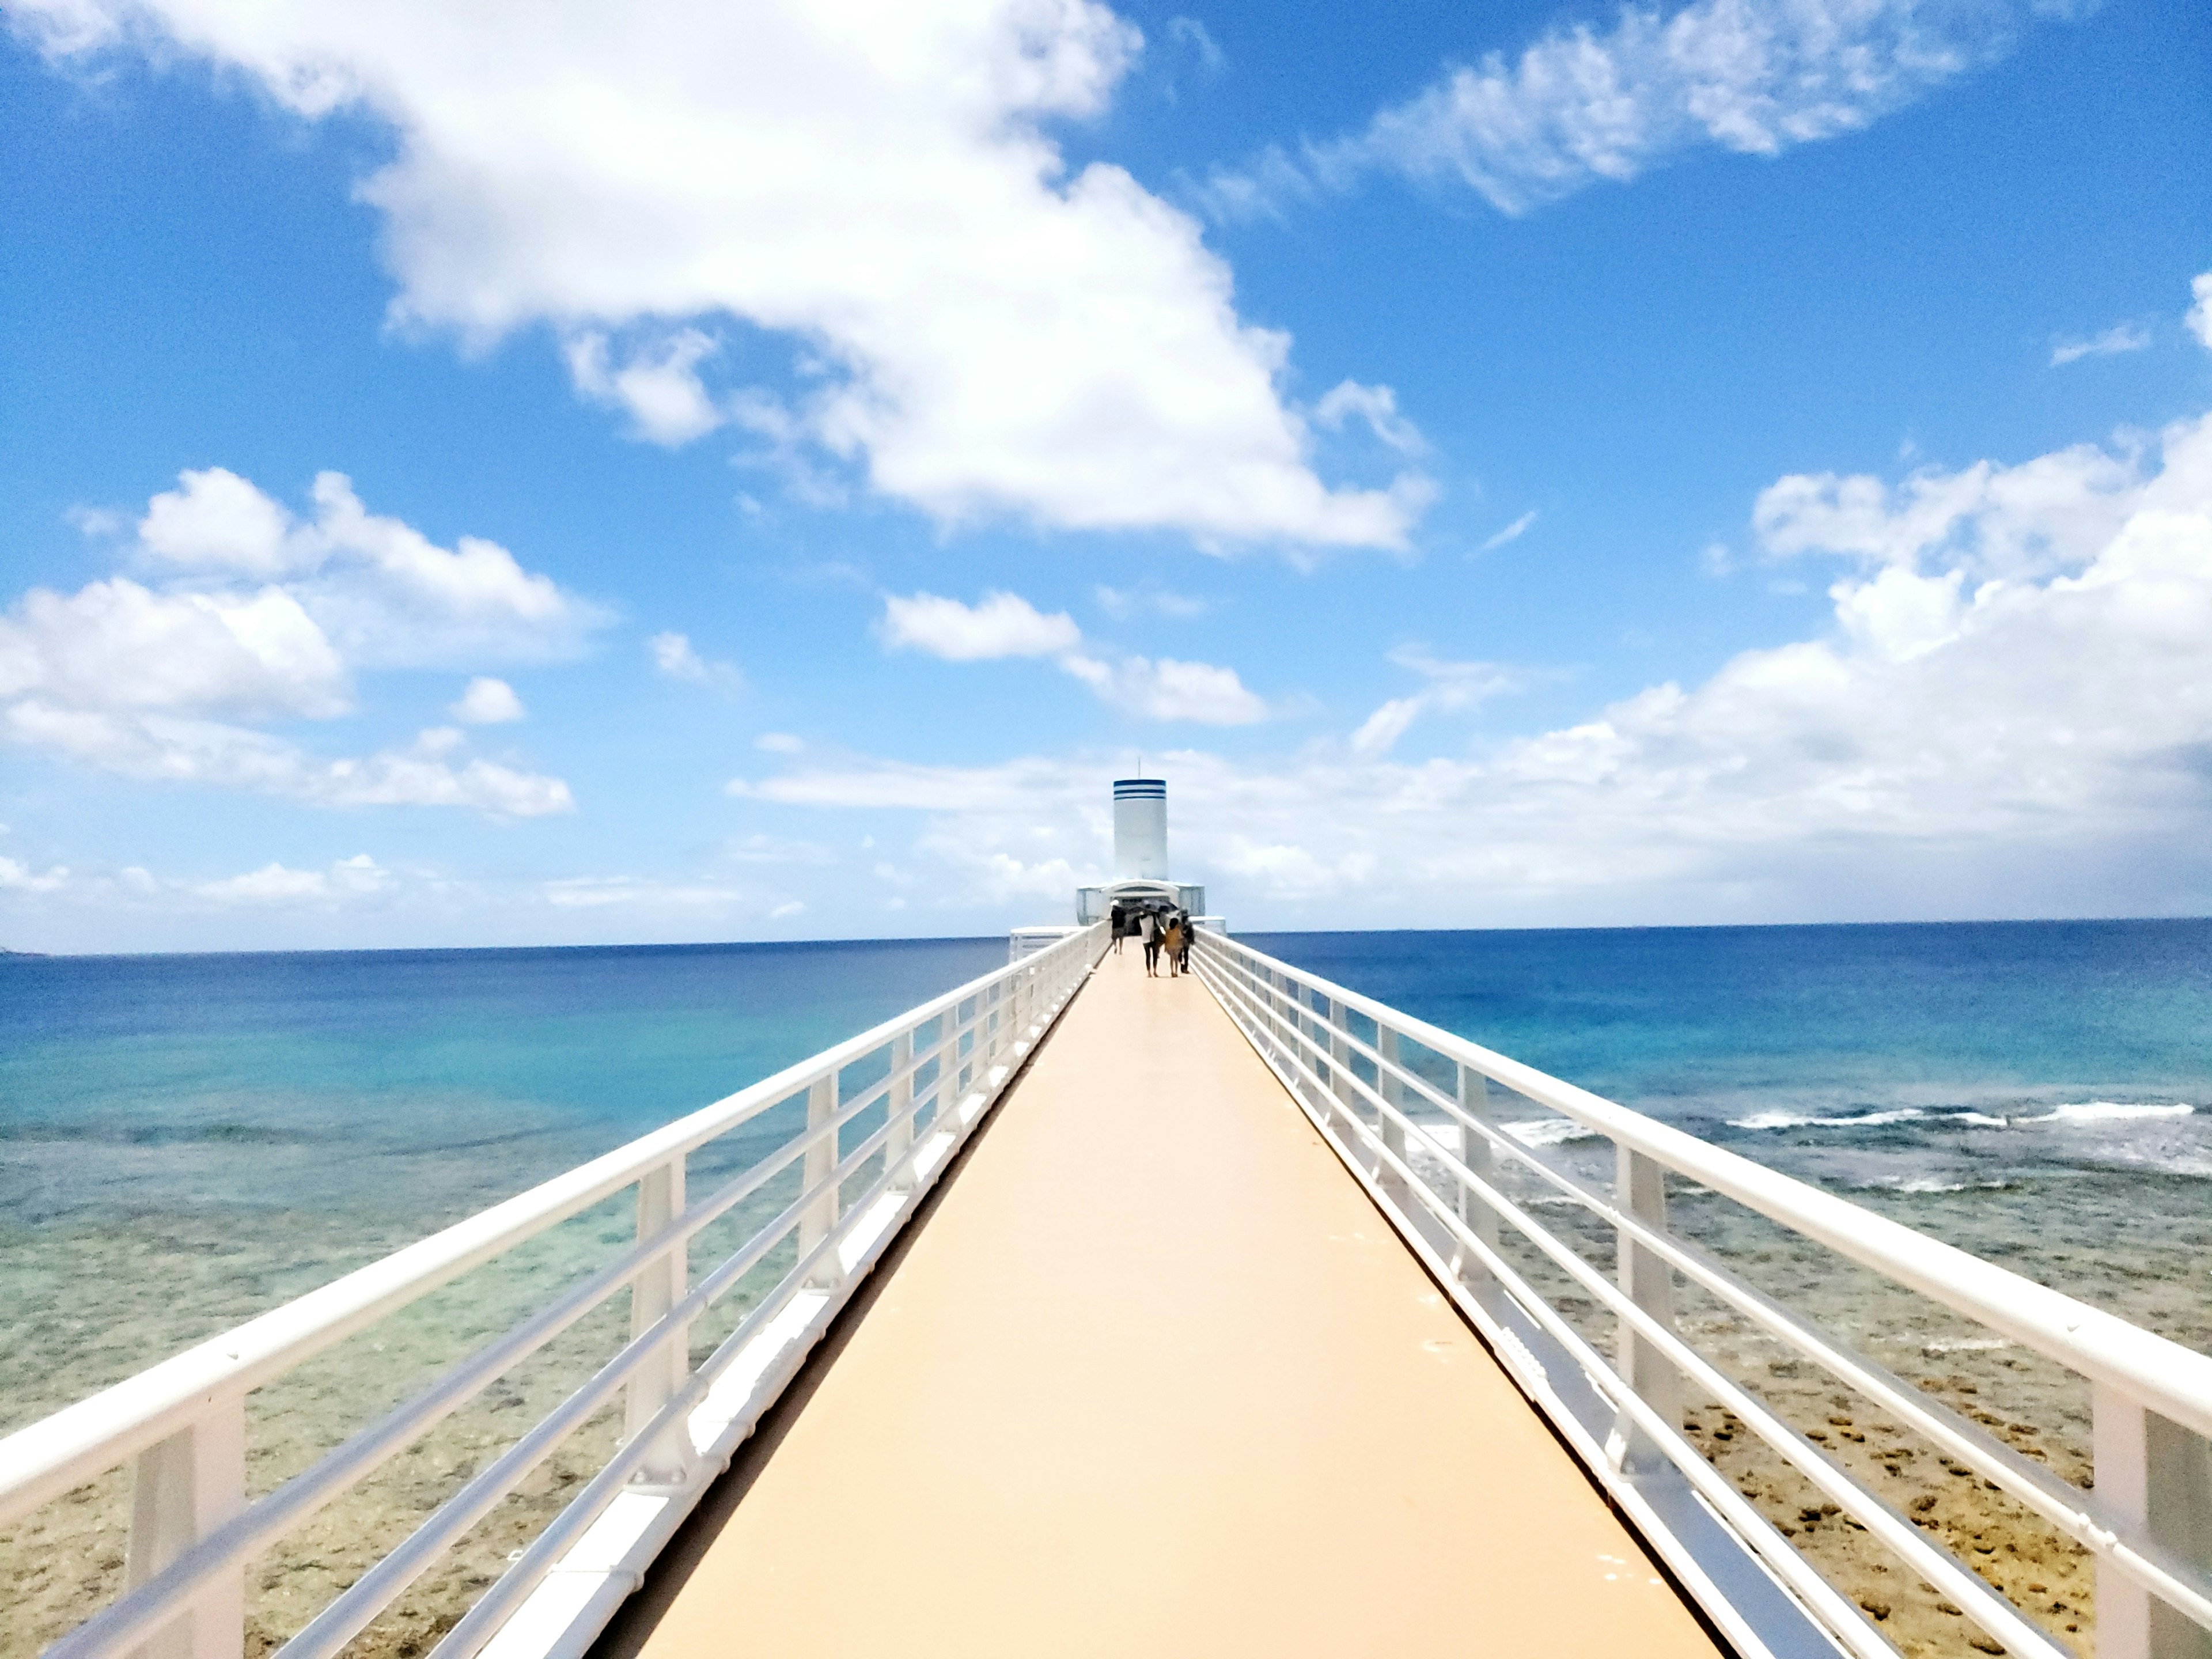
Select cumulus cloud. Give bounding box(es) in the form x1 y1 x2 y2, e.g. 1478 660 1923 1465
0 469 582 815
742 409 2212 923
2050 322 2150 367
450 676 525 724
2188 272 2212 353
0 577 350 720
878 589 1268 722
0 854 70 894
124 468 603 666
21 0 1426 550
881 590 1081 660
647 630 743 690
193 853 391 904
1752 440 2144 579
1059 651 1269 723
566 329 725 446
1206 0 2048 219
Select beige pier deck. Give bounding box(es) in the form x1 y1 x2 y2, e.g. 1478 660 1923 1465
596 945 1724 1658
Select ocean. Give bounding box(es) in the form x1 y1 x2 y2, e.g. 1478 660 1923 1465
2 921 2208 1657
6 919 2206 1434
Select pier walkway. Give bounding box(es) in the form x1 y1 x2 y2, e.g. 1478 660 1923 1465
595 946 1721 1659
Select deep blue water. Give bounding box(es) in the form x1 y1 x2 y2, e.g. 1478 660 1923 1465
1248 919 2212 1192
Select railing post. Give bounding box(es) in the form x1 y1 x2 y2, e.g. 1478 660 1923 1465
126 1392 246 1659
2094 1385 2212 1659
1452 1063 1505 1316
624 1157 693 1487
1376 1025 1408 1199
1615 1145 1683 1468
950 997 969 1096
801 1072 842 1289
1327 998 1353 1131
887 1029 916 1193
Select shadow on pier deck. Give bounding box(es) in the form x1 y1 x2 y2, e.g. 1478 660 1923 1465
592 946 1722 1658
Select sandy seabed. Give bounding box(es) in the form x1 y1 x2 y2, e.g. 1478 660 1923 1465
3 1152 2206 1659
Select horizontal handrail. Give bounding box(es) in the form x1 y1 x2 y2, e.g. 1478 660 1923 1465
1199 932 2212 1442
6 921 1107 1659
1193 929 2212 1659
0 946 1044 1528
1200 950 2066 1658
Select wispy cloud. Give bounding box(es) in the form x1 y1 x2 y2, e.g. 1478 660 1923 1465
876 590 1272 725
647 631 743 690
1200 0 2051 221
2051 323 2150 367
1479 509 1539 552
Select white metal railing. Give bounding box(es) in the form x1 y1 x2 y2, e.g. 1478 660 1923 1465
1191 928 2212 1659
1 923 1105 1659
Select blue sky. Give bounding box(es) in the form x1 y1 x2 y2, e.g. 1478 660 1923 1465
1 0 2209 950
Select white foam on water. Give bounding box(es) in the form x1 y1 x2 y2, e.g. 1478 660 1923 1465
1727 1107 1927 1131
1503 1117 1603 1147
2014 1101 2195 1125
1952 1111 2012 1128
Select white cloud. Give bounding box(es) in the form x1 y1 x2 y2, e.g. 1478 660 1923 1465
193 853 391 905
450 676 526 724
1753 440 2144 579
0 577 350 719
754 731 805 753
880 589 1268 721
1311 380 1427 454
140 467 298 576
1350 645 1522 756
647 630 743 689
1216 0 2041 219
2051 323 2150 366
3 704 573 816
880 590 1082 660
566 329 725 446
543 876 747 909
1479 509 1538 552
25 0 1426 550
726 832 835 865
1165 15 1224 72
3 469 582 815
739 409 2212 922
0 854 70 894
1093 584 1206 619
2188 272 2212 353
1058 652 1269 724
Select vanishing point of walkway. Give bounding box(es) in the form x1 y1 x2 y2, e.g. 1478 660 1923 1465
596 946 1722 1657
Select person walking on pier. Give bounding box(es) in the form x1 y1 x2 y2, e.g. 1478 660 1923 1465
1109 904 1126 953
1175 911 1194 975
1161 913 1184 978
1139 910 1159 976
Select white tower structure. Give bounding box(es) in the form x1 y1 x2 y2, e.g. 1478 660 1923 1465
1112 777 1169 880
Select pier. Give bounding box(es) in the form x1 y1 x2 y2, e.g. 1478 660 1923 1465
594 945 1715 1658
5 916 2212 1659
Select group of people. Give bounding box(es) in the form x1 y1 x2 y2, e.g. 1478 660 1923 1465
1109 903 1194 978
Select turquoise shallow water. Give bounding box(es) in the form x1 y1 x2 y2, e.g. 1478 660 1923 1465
3 921 2209 1433
0 937 1005 1430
